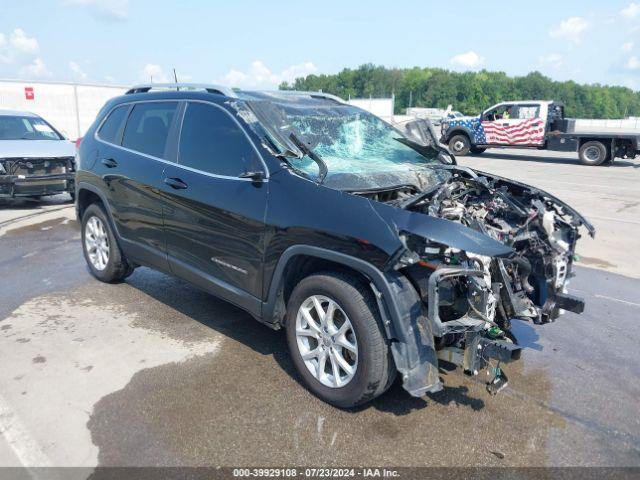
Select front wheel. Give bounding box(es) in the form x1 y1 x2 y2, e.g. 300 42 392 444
579 141 607 166
285 272 395 408
448 134 471 156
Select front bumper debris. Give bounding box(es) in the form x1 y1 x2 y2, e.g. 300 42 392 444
0 173 75 197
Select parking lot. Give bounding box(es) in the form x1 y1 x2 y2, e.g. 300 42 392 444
0 149 639 469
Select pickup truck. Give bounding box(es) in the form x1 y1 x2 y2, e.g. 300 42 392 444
440 100 640 165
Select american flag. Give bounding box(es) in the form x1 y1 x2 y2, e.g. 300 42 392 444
480 117 545 145
446 116 545 146
445 118 487 143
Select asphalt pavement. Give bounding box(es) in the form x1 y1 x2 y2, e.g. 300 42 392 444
0 151 638 471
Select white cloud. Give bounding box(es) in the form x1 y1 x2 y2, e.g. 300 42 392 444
10 28 39 54
19 58 51 78
69 61 88 81
0 33 8 63
1 28 39 64
219 60 317 88
449 51 485 69
538 53 563 69
549 17 589 44
62 0 128 21
621 2 640 19
623 41 635 52
0 28 41 73
280 62 317 84
142 63 169 83
625 55 640 69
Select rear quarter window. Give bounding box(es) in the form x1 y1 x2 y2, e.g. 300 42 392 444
517 105 540 119
97 105 129 144
122 102 179 159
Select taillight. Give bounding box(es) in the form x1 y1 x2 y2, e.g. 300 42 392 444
75 137 82 149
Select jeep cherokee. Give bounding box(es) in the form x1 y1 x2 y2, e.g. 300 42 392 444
75 84 594 408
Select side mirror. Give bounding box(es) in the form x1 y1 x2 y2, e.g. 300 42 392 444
238 170 265 182
438 151 457 165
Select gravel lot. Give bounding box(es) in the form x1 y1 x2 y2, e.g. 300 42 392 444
0 149 638 471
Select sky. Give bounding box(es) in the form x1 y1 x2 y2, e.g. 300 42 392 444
1 0 640 90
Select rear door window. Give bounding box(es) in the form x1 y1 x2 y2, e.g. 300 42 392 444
97 105 129 144
178 102 262 177
122 102 178 159
517 105 540 119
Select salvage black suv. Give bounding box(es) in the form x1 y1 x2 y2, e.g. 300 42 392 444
76 84 594 408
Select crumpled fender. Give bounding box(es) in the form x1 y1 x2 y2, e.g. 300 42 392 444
385 271 443 396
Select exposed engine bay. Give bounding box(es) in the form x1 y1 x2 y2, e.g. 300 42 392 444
355 166 594 394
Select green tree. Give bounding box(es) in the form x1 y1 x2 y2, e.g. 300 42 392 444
280 64 640 118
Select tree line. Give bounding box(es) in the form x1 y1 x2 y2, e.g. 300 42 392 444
279 64 639 118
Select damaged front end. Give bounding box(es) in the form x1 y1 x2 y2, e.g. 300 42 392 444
0 156 76 198
230 95 593 398
360 166 594 396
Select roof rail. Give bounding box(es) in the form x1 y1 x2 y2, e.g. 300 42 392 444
125 83 237 98
265 90 347 104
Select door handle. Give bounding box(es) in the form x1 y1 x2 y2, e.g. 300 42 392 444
101 158 118 168
502 123 510 126
164 177 188 190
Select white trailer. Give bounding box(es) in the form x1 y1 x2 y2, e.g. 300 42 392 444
347 97 395 121
0 79 127 140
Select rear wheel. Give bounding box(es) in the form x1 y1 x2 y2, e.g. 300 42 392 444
285 272 395 408
449 134 471 156
579 141 607 166
81 203 134 283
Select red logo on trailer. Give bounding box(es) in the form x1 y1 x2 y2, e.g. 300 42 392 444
24 87 35 100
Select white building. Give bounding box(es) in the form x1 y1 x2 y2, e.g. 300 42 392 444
347 97 395 121
0 79 127 140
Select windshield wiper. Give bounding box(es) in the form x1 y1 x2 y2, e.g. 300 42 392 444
288 132 328 184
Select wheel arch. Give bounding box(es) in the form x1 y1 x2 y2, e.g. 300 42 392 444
76 182 121 238
263 245 442 397
445 127 472 144
264 246 400 340
578 137 611 148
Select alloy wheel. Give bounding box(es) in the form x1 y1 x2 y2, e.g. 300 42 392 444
295 295 358 388
84 216 109 271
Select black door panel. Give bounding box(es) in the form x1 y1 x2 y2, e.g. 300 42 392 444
93 101 180 272
159 100 270 301
161 165 268 300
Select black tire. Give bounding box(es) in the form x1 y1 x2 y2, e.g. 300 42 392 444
285 272 395 408
69 190 76 202
81 203 134 283
579 141 607 166
470 146 486 154
448 134 471 156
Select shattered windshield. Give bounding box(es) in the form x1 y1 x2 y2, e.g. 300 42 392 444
240 97 439 187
